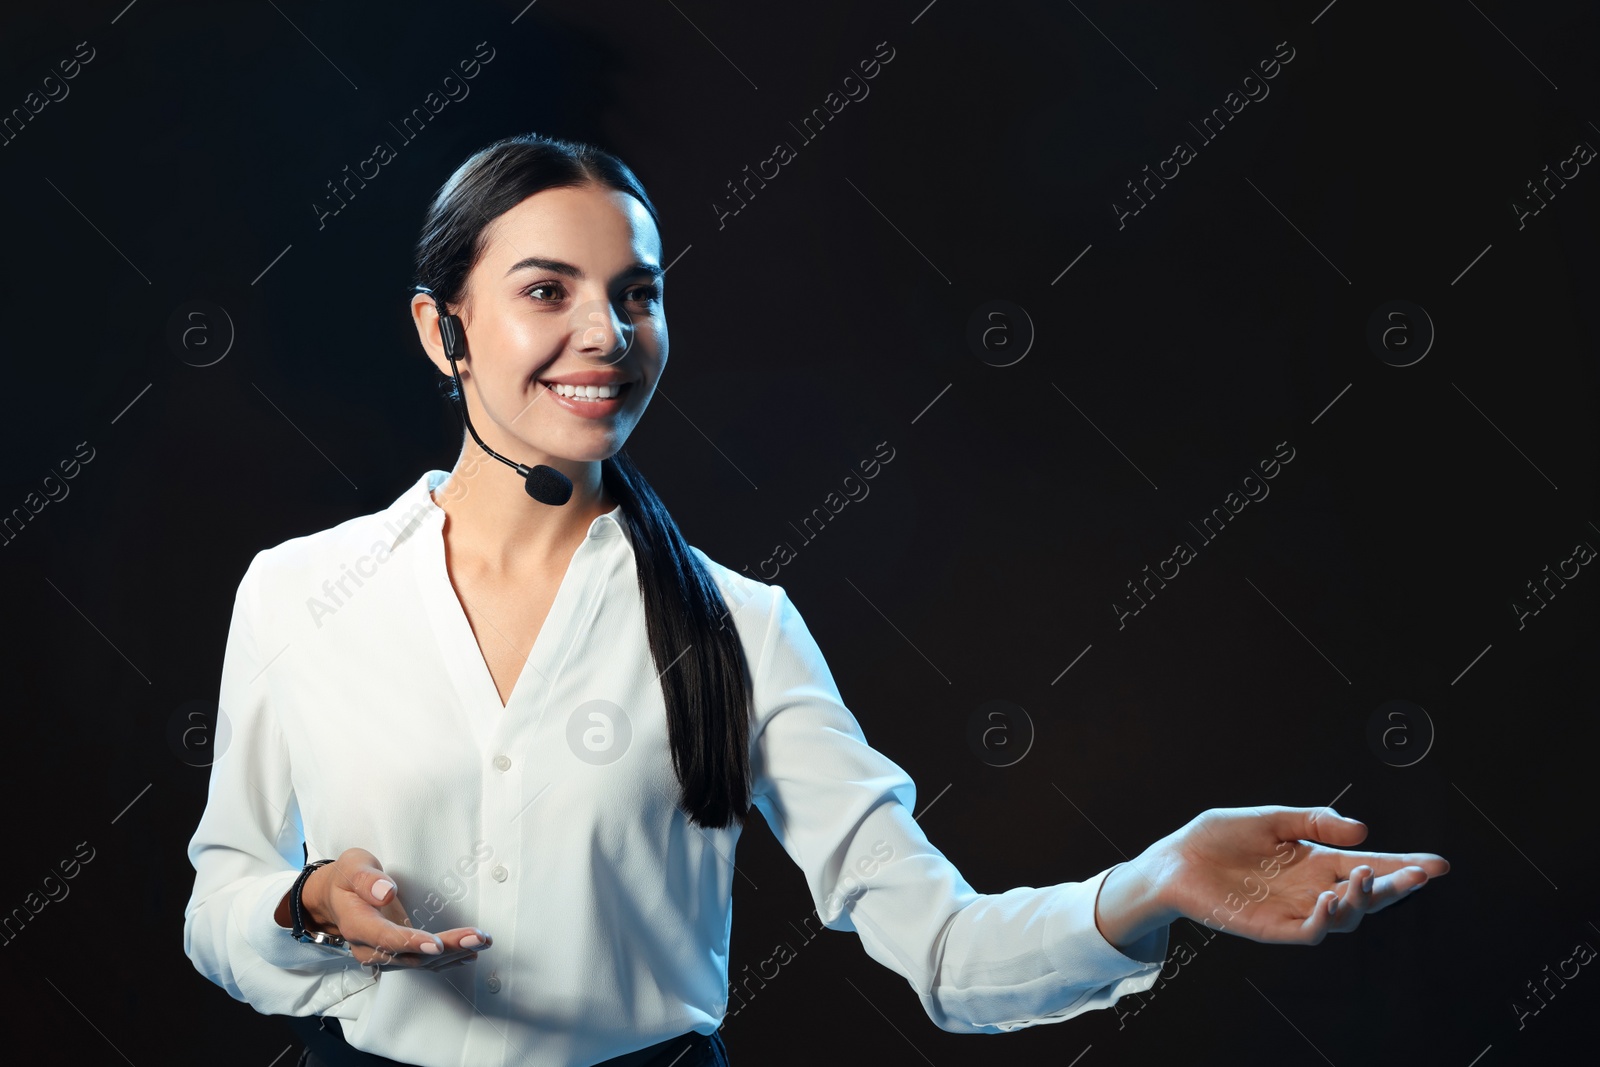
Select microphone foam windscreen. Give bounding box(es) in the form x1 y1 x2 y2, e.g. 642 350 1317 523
524 465 575 506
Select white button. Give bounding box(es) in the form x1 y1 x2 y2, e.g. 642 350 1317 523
490 865 508 882
485 974 501 994
493 754 511 772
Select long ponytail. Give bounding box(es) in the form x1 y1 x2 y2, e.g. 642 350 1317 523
603 450 752 829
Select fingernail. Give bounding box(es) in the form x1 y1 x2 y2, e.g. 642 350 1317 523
1327 894 1338 915
1362 874 1373 894
460 935 483 949
420 941 441 955
372 879 395 902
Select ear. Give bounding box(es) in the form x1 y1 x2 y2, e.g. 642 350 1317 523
411 293 463 380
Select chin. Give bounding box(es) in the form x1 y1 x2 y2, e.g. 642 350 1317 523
538 432 630 466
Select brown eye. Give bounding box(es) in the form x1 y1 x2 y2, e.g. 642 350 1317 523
524 282 565 302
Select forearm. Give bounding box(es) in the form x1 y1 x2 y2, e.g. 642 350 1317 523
185 866 369 1015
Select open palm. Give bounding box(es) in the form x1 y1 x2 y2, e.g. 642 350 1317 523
1160 805 1450 945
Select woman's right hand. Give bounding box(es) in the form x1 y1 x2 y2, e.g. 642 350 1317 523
299 847 492 972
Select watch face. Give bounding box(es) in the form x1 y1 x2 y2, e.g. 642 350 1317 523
298 930 348 951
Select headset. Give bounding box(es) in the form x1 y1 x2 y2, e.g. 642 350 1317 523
413 285 574 506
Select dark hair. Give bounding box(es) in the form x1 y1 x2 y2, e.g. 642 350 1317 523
412 133 752 830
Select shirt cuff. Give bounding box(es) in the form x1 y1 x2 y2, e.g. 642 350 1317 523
1042 865 1170 985
237 867 373 976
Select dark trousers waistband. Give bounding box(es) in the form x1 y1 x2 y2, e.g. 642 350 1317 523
284 1014 727 1067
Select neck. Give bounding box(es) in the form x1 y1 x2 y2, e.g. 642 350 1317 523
431 441 615 571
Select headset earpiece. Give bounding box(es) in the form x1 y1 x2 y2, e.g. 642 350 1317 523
413 284 463 363
437 310 464 363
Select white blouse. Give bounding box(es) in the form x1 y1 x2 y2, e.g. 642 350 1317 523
183 469 1167 1067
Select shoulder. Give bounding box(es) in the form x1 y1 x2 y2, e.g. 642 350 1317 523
684 544 821 656
685 545 842 703
239 490 427 606
686 544 783 624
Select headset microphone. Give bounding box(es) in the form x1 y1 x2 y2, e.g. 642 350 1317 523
414 286 574 506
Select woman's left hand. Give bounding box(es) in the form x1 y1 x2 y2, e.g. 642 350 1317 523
1151 805 1450 945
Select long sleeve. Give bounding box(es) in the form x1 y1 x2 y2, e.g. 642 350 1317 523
181 551 377 1016
747 585 1168 1034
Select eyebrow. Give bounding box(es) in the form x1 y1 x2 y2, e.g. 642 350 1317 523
503 256 664 282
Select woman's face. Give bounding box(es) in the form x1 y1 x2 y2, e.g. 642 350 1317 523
416 182 666 467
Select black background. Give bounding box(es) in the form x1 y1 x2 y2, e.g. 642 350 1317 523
0 1 1595 1064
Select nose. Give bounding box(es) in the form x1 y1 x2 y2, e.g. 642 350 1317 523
571 297 632 366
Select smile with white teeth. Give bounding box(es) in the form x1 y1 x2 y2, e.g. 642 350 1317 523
541 381 625 401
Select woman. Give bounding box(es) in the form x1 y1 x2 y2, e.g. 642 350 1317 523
182 133 1449 1067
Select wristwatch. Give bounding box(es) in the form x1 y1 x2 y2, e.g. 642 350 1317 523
290 859 350 952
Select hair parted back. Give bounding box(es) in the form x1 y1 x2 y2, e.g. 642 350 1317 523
412 132 753 830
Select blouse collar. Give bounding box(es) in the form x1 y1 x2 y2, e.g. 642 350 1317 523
378 469 627 552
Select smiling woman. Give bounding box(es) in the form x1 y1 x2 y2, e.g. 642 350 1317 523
184 132 1451 1067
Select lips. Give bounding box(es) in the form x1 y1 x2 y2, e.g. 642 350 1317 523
535 378 632 418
